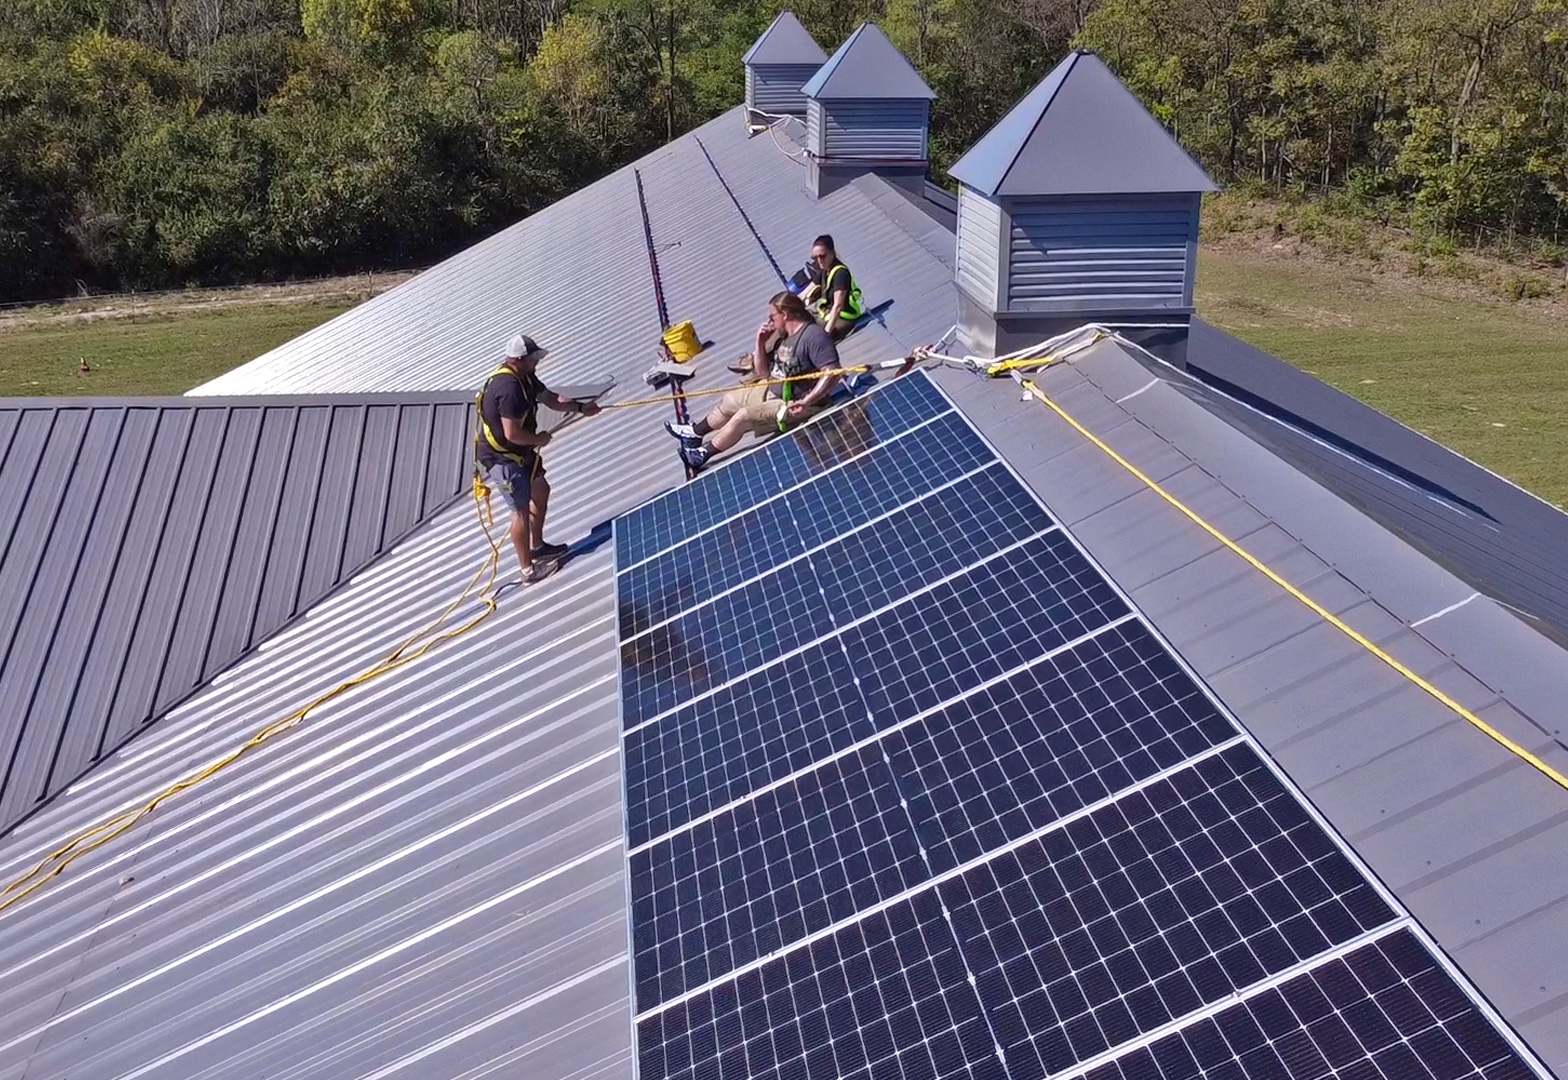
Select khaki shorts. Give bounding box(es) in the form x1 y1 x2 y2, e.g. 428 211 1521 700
722 385 822 436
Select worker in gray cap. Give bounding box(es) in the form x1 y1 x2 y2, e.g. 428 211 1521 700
475 333 602 585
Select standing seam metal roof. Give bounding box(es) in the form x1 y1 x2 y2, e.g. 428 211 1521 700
0 106 969 1080
0 392 473 838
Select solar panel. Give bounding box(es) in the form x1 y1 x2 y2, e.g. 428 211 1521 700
888 620 1238 874
1076 930 1537 1080
619 475 1065 727
937 742 1395 1076
631 744 928 1008
841 531 1129 725
615 373 952 568
613 372 1545 1080
617 412 997 638
637 889 1007 1080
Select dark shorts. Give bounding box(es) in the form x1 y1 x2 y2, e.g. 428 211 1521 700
485 458 543 513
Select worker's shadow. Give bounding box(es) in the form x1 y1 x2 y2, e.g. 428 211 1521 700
492 518 615 601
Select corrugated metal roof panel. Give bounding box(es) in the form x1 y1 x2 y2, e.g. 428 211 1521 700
0 405 684 1080
0 393 474 838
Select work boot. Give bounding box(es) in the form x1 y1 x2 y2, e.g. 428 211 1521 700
531 541 570 562
664 420 700 443
521 561 560 586
679 443 713 471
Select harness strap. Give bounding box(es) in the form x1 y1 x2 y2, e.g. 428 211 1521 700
474 365 538 469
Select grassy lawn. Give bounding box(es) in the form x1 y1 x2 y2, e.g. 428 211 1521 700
0 302 352 397
1197 248 1568 509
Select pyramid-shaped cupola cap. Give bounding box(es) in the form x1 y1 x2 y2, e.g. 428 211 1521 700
949 50 1217 197
742 11 828 66
801 23 936 100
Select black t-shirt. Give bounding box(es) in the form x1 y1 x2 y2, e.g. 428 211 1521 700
478 367 545 468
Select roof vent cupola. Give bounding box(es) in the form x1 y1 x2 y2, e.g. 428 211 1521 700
800 23 936 199
743 12 828 121
948 50 1218 362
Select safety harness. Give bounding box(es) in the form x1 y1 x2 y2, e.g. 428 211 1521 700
473 364 541 471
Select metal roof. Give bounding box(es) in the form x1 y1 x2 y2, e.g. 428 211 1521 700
932 341 1568 1076
0 107 965 1080
741 10 826 66
0 392 473 838
800 22 936 101
948 50 1217 197
5 86 1568 1080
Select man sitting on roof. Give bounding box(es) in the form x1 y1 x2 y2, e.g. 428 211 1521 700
477 333 602 585
801 234 863 340
664 291 840 470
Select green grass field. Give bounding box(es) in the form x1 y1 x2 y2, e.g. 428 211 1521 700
0 302 354 397
1197 249 1568 508
3 249 1566 506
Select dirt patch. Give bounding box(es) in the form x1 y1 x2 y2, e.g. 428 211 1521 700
0 270 422 335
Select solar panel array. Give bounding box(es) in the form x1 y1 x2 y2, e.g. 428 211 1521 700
614 374 1543 1080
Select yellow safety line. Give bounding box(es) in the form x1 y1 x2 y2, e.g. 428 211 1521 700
1017 374 1568 795
0 482 508 917
601 364 888 412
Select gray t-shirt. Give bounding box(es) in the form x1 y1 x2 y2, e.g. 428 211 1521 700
769 321 839 402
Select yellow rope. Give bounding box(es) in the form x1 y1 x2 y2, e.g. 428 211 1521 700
0 481 507 917
1016 374 1568 796
600 364 886 412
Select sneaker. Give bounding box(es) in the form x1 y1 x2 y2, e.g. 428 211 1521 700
531 541 571 562
521 561 561 586
663 420 700 443
679 443 713 470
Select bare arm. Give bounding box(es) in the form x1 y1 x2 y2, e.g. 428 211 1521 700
541 391 601 417
501 416 552 447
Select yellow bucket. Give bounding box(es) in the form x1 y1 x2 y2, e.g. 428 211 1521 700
662 320 702 362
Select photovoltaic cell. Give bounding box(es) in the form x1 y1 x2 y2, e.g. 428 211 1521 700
631 745 928 1008
1078 929 1536 1080
814 469 1056 625
842 530 1130 726
623 642 874 850
888 620 1237 874
620 567 838 726
938 742 1396 1078
620 475 1057 727
637 889 1006 1080
615 373 952 567
617 411 996 637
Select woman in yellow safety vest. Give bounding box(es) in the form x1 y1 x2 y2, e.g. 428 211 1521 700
804 234 863 340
